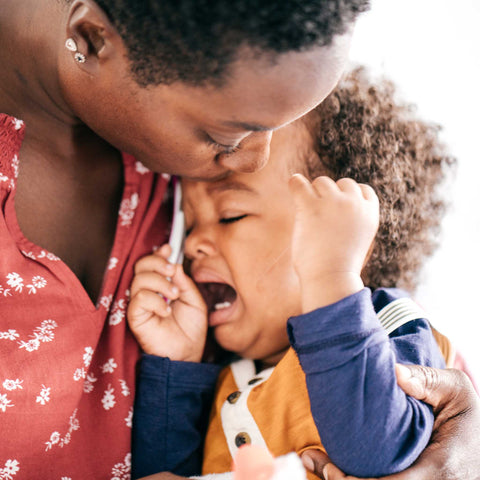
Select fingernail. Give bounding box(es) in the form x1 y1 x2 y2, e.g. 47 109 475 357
166 306 172 314
302 454 315 472
396 364 423 397
395 363 412 380
166 263 175 273
323 466 329 480
171 286 179 295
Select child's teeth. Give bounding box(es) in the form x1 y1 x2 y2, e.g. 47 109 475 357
214 301 231 311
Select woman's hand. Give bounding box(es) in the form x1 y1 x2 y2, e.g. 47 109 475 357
304 364 480 480
127 244 208 362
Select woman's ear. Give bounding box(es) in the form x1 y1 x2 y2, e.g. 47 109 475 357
64 0 120 75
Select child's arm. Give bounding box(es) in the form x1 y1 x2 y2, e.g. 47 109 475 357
288 289 444 477
287 175 441 477
127 243 208 362
132 355 221 479
128 244 218 478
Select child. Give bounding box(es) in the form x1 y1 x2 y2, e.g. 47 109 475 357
127 68 455 479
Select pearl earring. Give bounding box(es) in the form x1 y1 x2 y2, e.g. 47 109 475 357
65 38 86 63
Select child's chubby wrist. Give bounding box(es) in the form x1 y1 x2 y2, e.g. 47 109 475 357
300 271 364 313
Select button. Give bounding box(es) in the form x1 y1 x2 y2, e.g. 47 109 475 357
235 432 251 447
248 377 263 385
227 391 241 404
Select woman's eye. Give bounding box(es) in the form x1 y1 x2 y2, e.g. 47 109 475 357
219 214 247 224
206 135 241 154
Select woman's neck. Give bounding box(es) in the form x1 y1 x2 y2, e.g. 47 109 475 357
0 0 78 144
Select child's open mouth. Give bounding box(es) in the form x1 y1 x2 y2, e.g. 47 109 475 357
196 282 238 325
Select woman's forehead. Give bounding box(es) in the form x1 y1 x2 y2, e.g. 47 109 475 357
170 38 351 130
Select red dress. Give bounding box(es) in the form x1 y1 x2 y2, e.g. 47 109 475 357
0 113 169 479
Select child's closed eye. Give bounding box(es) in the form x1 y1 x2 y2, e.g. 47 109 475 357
219 214 248 224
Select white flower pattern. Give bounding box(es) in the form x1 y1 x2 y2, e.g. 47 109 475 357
17 320 58 352
2 379 23 391
2 274 49 297
108 299 126 326
20 250 60 262
83 347 94 367
119 193 139 227
108 257 119 270
73 368 86 381
26 276 47 294
0 459 20 479
99 294 113 310
6 273 23 293
0 330 19 341
0 394 13 412
11 118 24 130
45 410 80 451
119 380 130 397
102 385 116 411
11 155 19 179
83 373 98 393
101 358 118 374
110 453 131 480
135 161 150 174
124 408 133 428
36 385 51 405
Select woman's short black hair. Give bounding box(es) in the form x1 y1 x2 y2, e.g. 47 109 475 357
93 0 370 86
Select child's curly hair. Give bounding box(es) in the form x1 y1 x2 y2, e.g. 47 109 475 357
301 67 456 292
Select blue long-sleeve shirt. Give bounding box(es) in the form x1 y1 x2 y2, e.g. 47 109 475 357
132 288 445 478
287 288 444 476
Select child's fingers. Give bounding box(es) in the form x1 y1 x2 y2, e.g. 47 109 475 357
358 183 378 202
311 175 338 196
130 271 179 301
288 174 318 211
172 264 207 311
336 177 363 195
134 251 176 278
156 243 172 259
128 289 171 326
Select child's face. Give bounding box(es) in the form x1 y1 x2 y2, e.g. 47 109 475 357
183 123 310 365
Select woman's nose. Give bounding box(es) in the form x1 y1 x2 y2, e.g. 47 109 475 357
218 131 272 173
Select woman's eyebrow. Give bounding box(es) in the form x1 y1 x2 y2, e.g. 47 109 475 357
220 120 273 132
206 179 258 196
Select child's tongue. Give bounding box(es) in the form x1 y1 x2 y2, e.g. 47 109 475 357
197 282 237 313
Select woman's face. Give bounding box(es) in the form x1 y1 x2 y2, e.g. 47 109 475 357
61 34 351 180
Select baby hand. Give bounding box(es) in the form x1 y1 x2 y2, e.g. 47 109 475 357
127 244 208 362
288 174 379 312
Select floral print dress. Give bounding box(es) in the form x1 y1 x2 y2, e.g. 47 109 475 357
0 113 170 479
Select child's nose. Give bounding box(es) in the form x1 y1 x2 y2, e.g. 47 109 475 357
184 227 217 260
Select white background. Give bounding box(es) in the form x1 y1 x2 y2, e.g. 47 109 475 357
349 0 480 381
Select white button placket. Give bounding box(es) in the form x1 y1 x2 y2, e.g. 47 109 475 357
220 359 275 459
